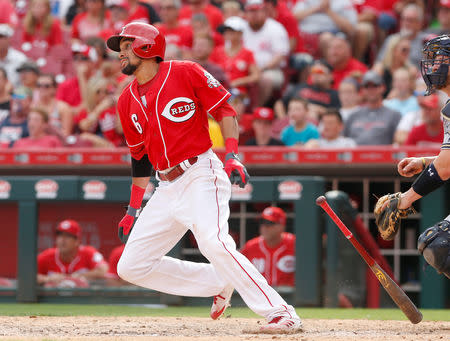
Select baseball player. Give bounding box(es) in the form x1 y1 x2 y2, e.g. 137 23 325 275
106 22 302 332
37 219 108 286
374 34 450 279
241 207 295 287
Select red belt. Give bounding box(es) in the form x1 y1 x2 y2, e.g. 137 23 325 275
158 157 198 182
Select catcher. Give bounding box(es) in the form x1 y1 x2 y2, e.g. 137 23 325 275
374 34 450 279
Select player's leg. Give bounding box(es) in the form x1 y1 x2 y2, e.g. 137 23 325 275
179 152 298 321
117 184 227 297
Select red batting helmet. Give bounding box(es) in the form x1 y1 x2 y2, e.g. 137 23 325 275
106 22 166 61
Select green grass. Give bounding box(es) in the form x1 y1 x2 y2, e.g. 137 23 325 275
0 304 448 321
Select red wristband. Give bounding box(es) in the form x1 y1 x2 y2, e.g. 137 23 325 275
129 184 146 209
225 138 239 154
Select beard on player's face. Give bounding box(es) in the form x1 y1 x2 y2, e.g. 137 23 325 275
121 58 141 75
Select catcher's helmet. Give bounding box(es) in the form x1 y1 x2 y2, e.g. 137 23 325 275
420 34 450 95
107 22 166 61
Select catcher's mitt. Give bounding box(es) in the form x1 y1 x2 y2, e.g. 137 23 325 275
374 192 415 241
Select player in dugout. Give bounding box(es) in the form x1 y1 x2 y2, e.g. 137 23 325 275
241 206 295 288
37 219 108 287
374 34 450 279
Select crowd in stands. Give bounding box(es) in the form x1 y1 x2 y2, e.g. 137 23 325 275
0 0 447 149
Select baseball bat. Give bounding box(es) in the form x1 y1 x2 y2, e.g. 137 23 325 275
316 195 423 324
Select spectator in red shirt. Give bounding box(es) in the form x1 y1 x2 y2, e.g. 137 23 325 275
405 95 444 147
215 16 260 95
74 77 124 147
156 0 193 49
71 0 113 43
229 88 254 145
21 0 63 51
178 0 224 31
13 107 63 149
241 206 295 287
325 33 368 90
56 43 97 110
0 0 18 28
37 219 108 287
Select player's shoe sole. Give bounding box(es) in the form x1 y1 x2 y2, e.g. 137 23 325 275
210 284 234 320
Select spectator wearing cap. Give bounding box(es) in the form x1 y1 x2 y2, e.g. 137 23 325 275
71 0 113 43
215 16 260 96
426 0 450 35
281 97 319 146
383 68 419 116
338 76 362 122
293 0 357 57
376 4 429 68
0 87 32 147
56 43 97 110
404 94 444 147
279 60 340 122
178 0 224 31
21 0 63 52
344 71 401 145
13 107 63 148
304 108 356 148
245 107 284 146
17 61 40 93
0 68 11 124
33 74 74 139
241 206 295 287
242 0 289 107
0 24 28 87
37 219 108 287
324 33 368 90
372 34 417 98
156 0 193 50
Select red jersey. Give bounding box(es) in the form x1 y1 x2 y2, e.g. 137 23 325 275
275 2 305 52
405 123 444 146
56 77 81 107
37 246 107 276
22 19 63 48
107 244 125 277
127 4 151 24
241 232 296 287
156 23 193 48
214 46 256 94
332 58 368 90
178 4 224 30
74 107 125 147
117 60 231 170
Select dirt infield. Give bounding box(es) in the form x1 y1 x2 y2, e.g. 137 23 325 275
0 316 448 341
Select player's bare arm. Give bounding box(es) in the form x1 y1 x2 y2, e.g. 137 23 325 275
219 115 239 140
72 263 109 280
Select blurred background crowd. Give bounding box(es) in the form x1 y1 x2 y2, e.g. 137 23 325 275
0 0 448 150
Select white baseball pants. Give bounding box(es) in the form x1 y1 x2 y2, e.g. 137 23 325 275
117 149 297 320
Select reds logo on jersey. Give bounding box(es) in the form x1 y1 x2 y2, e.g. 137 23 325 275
161 97 196 123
